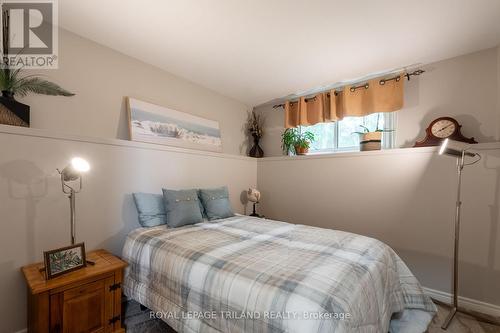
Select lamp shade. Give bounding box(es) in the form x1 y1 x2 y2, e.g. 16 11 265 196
439 139 476 158
247 188 261 203
61 157 90 181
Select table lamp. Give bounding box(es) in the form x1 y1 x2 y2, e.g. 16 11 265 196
247 188 261 217
57 157 90 245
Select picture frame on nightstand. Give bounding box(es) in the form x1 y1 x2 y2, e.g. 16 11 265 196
43 243 86 279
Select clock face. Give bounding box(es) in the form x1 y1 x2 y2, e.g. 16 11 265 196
431 119 457 138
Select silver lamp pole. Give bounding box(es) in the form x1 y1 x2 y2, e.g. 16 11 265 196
58 174 82 245
441 150 465 329
437 139 493 329
57 157 90 245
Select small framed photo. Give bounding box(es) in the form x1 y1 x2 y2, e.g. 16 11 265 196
44 243 86 279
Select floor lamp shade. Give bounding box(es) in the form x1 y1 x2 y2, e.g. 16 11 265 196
439 138 476 158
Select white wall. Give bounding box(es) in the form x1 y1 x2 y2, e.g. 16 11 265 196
255 47 500 157
18 28 250 155
0 126 257 333
257 144 500 306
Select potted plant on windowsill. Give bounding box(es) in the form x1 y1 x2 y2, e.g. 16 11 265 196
353 126 393 151
352 113 394 151
281 128 315 155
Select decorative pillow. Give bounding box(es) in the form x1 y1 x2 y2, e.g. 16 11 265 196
132 193 167 227
197 189 208 219
199 186 234 220
162 189 203 228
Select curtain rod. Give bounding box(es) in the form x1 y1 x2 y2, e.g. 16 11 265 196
272 69 425 109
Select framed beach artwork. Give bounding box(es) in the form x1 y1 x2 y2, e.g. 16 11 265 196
127 98 223 152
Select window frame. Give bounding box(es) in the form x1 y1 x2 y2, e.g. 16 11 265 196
303 112 397 154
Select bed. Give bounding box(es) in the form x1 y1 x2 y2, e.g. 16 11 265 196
122 215 436 333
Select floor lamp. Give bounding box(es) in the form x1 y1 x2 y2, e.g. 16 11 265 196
438 139 485 329
57 157 90 245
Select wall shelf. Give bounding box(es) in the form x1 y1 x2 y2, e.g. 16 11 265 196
259 142 500 162
0 124 254 162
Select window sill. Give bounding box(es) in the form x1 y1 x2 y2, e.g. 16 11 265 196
261 142 500 161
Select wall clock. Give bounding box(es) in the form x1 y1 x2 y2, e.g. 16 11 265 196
413 116 477 147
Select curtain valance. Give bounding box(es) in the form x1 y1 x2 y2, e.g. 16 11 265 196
284 74 404 128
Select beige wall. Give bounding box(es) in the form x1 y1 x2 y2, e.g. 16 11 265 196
3 25 500 332
19 28 250 155
397 47 499 148
255 47 500 157
0 126 257 333
498 45 500 139
257 144 500 306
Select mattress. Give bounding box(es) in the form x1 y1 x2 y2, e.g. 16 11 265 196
122 215 436 333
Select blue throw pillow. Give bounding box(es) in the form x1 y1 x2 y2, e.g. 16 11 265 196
199 186 234 221
132 193 167 227
162 189 203 228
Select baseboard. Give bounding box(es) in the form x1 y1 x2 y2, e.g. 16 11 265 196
11 288 499 333
424 287 500 317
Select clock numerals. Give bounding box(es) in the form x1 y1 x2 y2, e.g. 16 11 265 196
431 120 456 139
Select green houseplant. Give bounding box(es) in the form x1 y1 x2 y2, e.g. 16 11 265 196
281 128 315 155
352 114 393 151
0 65 75 127
0 17 75 127
0 66 75 98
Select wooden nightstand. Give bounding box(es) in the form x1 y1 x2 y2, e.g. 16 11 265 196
21 249 127 333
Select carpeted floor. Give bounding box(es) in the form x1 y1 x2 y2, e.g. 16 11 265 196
427 304 500 333
123 300 500 333
123 299 175 333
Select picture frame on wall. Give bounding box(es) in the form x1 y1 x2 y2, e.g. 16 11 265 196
126 97 223 152
44 243 86 280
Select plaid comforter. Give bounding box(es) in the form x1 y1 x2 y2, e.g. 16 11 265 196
123 215 436 333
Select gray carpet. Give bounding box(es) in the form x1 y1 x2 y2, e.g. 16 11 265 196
123 300 500 333
123 299 175 333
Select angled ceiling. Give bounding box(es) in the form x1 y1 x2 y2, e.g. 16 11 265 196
59 0 500 106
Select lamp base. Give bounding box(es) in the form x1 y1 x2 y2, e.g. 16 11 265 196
250 202 259 217
433 299 500 329
441 306 457 329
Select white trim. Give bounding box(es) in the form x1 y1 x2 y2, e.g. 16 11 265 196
2 124 497 163
305 112 397 153
424 287 500 318
260 141 500 162
0 124 254 161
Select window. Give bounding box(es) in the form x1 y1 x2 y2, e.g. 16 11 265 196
302 112 396 153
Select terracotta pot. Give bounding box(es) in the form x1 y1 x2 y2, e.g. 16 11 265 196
359 132 382 151
295 145 309 155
